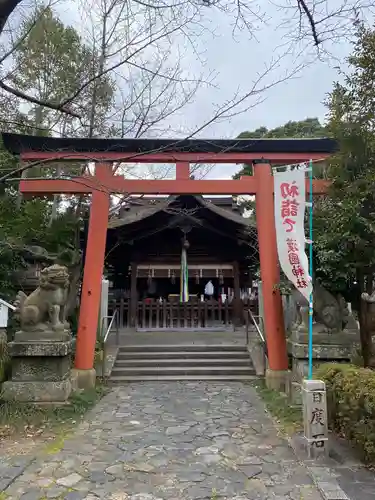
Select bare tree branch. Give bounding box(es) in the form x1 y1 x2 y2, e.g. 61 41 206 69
296 0 320 45
59 15 199 107
0 80 81 117
1 0 373 117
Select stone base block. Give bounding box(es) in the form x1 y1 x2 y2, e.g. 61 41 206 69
287 339 359 360
8 340 72 357
265 368 290 393
291 329 360 345
14 329 71 342
2 378 72 402
71 368 96 390
11 355 71 382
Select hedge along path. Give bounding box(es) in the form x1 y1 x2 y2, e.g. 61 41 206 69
317 362 375 464
1 382 324 500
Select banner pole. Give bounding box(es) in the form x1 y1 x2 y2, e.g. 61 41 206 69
308 159 313 380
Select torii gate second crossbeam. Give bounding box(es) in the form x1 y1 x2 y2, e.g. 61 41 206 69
1 133 336 390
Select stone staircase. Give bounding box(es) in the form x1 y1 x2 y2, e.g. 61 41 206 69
109 344 257 383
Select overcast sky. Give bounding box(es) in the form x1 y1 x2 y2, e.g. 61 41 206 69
55 0 354 180
174 4 350 178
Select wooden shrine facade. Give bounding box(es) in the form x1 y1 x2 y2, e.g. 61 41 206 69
1 132 337 381
135 263 235 279
105 195 258 330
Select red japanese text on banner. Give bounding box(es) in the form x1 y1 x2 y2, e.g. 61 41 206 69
273 166 312 301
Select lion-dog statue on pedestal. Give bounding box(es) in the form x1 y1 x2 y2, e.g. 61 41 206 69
14 264 70 332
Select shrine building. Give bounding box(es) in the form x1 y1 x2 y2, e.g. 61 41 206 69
104 194 259 330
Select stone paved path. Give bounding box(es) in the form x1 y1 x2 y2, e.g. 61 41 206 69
291 433 375 500
1 382 325 500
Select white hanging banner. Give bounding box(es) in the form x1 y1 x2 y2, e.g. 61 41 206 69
274 166 312 301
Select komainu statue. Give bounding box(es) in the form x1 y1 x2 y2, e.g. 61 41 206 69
14 264 70 332
292 281 355 334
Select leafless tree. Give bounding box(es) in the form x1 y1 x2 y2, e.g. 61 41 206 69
1 0 373 120
0 0 369 223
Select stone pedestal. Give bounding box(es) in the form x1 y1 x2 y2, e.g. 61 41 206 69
287 329 360 405
2 330 73 403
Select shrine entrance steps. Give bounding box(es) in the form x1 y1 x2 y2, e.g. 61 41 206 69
109 344 257 384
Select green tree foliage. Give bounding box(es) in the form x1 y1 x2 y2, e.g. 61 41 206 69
233 118 327 179
9 6 118 233
10 6 115 138
0 7 107 302
237 118 326 140
0 5 120 334
313 24 375 365
314 30 375 290
232 118 328 217
0 188 78 298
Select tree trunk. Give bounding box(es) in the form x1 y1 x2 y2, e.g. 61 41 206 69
358 270 375 367
359 301 370 367
66 262 82 318
16 105 43 209
49 118 67 226
49 165 61 226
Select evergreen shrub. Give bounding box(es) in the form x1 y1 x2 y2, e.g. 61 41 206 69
316 363 375 463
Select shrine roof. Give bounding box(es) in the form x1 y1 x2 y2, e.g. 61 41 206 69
2 133 337 155
108 195 252 229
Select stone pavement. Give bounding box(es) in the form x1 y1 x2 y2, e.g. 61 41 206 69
291 432 375 500
1 381 324 500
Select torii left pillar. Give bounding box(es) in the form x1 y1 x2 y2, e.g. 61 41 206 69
72 164 110 389
254 160 289 392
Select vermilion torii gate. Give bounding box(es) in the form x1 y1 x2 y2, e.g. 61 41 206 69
2 133 336 388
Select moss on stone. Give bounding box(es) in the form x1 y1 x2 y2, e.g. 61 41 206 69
44 432 70 454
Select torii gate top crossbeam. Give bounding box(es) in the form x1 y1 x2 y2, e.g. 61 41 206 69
2 133 337 164
1 133 336 196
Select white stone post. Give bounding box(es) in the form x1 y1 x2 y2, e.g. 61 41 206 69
302 379 329 457
100 279 109 337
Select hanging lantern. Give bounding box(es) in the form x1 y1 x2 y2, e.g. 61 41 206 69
219 270 224 285
147 268 152 285
195 270 200 284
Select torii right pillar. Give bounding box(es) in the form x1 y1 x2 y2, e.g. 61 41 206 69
253 160 289 392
